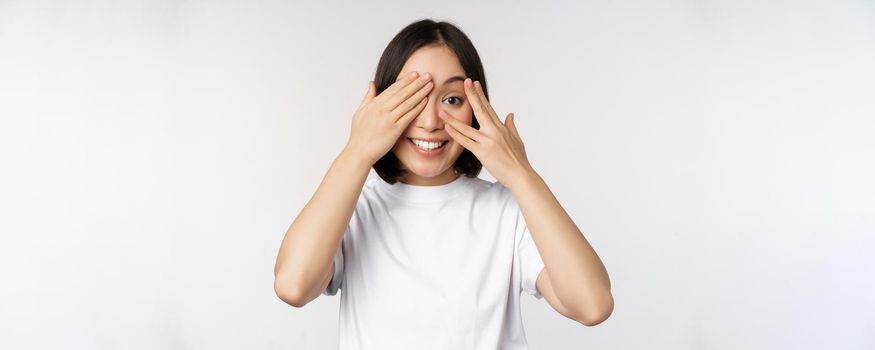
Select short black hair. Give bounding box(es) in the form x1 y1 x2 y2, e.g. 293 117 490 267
372 18 487 184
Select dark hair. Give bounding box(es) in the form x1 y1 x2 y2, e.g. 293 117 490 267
372 19 488 184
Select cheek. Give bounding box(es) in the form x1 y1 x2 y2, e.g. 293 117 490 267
393 137 408 149
461 112 473 125
445 106 474 125
461 105 474 123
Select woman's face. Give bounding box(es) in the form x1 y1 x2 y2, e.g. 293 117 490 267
390 44 474 186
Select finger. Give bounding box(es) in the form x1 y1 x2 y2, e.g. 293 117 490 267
445 121 478 153
392 81 433 120
396 96 428 127
386 72 432 111
505 113 517 132
506 113 526 153
438 110 483 143
474 80 504 127
505 113 520 139
375 71 420 103
359 80 376 108
463 78 496 131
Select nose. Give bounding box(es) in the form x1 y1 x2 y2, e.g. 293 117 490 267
413 95 443 132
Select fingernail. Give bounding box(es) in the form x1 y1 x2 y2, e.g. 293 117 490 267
410 71 418 78
421 72 431 81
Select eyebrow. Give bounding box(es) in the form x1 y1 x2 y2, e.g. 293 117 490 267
396 74 466 86
441 75 466 85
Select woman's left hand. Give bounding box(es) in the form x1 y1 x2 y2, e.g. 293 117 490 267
438 78 536 189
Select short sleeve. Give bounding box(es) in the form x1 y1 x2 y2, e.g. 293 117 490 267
517 211 545 300
322 234 345 296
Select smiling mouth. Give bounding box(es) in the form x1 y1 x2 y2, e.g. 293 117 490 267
407 138 448 151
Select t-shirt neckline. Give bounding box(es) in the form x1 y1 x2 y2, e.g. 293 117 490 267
375 173 473 203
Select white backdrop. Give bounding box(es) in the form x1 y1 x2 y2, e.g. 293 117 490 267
1 0 874 349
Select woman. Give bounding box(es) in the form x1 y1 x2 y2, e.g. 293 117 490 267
274 18 613 349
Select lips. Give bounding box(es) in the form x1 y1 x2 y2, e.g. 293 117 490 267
407 137 447 156
407 137 448 143
408 138 446 148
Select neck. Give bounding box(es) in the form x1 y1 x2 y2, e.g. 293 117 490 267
399 168 460 186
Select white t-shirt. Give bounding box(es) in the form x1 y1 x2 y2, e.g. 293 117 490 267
323 173 546 349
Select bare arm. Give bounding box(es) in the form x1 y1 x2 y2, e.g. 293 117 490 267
273 72 433 307
273 147 371 307
438 78 612 325
511 171 613 326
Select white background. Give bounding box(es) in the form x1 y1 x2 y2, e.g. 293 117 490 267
1 0 874 349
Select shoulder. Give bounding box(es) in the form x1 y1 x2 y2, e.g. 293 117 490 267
465 176 520 213
469 178 528 244
346 174 386 221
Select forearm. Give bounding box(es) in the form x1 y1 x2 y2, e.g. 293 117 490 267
508 171 612 314
274 146 371 304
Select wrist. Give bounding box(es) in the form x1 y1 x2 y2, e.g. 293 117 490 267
338 147 374 173
506 167 542 193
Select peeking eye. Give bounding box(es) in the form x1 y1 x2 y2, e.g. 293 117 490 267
443 96 464 106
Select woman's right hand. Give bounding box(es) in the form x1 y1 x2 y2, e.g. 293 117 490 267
345 71 434 166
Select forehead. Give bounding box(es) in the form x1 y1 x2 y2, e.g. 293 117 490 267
397 44 466 82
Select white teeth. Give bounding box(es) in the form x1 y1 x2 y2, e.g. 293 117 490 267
411 138 445 150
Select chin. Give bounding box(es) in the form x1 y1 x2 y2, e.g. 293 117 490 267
404 165 448 178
